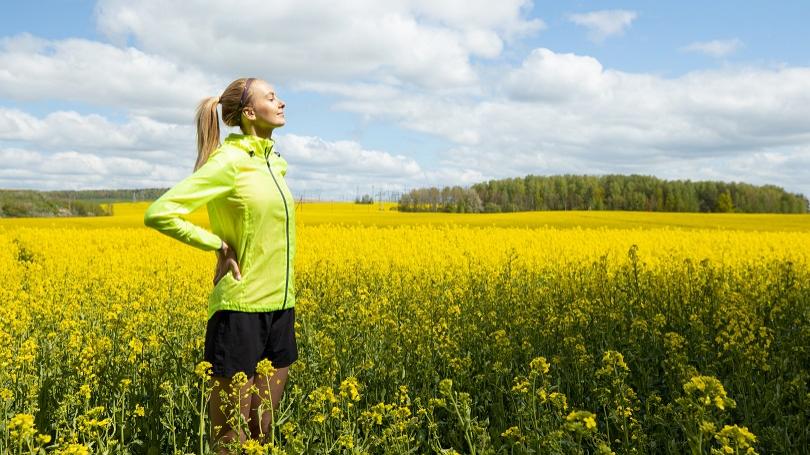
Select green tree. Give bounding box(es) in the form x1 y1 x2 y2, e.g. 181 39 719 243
715 190 734 212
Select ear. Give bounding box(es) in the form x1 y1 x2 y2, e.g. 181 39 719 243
242 106 256 120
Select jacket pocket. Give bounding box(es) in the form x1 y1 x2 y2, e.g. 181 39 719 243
211 271 243 304
214 271 239 287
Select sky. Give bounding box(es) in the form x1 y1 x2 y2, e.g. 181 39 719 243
1 0 809 201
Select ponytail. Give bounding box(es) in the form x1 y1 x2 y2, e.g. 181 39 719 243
194 96 221 171
192 78 254 171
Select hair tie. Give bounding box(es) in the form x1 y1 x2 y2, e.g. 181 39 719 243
240 78 256 108
216 96 222 104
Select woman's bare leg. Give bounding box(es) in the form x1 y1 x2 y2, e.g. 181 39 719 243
210 375 256 455
248 366 290 441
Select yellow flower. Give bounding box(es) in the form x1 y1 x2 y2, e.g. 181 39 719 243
231 371 249 391
256 358 277 377
548 392 568 410
241 439 266 455
529 356 550 375
55 443 90 455
501 426 526 443
361 405 385 425
564 410 598 434
511 378 530 394
601 350 629 372
194 361 213 380
438 379 453 396
683 375 736 411
78 384 91 401
584 416 597 429
9 413 36 440
714 425 758 454
280 421 296 438
339 376 361 402
699 420 716 435
337 434 354 449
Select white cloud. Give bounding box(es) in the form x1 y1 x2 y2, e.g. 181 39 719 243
0 108 193 162
94 0 543 89
0 147 158 189
503 48 606 101
277 134 429 198
0 33 220 123
279 134 421 177
304 48 810 196
681 39 744 57
567 10 638 43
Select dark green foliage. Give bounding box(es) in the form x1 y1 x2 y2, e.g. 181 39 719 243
399 175 808 213
398 186 483 213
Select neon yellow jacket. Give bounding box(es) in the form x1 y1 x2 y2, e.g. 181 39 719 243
144 133 295 320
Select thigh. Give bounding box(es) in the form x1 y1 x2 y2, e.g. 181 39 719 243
210 375 255 440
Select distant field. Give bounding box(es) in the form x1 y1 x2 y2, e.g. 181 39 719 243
2 201 809 231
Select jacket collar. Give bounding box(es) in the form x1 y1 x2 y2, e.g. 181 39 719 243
223 133 277 159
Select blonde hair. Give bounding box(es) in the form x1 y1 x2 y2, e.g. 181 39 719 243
193 78 255 171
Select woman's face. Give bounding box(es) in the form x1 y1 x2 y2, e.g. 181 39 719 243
243 79 285 130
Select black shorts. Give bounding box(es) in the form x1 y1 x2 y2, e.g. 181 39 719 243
204 307 298 378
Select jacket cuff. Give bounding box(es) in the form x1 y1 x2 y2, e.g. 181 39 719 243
199 231 223 251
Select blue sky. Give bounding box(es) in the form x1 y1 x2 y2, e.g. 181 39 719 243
1 1 809 201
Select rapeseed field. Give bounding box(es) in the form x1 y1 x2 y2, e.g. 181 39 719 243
1 202 808 454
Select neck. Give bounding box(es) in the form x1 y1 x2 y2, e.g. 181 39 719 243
242 124 274 140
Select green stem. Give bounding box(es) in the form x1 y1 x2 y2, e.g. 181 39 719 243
623 409 629 449
199 380 205 455
120 397 125 450
450 393 475 455
266 375 275 448
530 377 538 433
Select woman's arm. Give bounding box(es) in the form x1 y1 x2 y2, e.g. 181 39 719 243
143 150 236 251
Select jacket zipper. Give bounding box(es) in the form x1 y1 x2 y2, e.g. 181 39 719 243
264 146 290 310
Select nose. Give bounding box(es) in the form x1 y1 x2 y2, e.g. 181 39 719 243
279 99 285 109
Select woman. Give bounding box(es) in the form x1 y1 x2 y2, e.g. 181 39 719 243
144 77 296 453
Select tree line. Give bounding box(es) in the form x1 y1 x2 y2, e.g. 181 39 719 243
398 174 809 213
0 188 167 218
45 188 168 202
0 190 107 217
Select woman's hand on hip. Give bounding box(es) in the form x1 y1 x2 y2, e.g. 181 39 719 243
214 240 242 285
